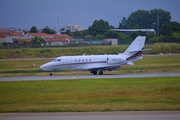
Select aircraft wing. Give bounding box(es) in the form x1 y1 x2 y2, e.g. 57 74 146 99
86 64 121 71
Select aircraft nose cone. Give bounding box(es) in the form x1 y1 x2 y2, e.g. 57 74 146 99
40 65 44 70
40 63 48 70
40 63 52 71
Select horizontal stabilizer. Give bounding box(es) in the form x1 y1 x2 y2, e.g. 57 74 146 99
129 50 141 52
127 62 134 65
143 48 152 51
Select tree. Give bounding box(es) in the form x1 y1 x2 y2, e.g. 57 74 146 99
95 34 105 39
146 33 157 42
72 31 81 38
104 30 119 38
80 30 88 37
118 32 131 40
118 23 128 29
60 28 65 31
121 17 127 25
109 25 115 29
148 35 158 43
65 30 71 36
149 9 171 30
125 9 171 30
126 10 150 29
130 31 147 39
88 19 110 36
32 36 41 45
42 26 56 34
173 32 180 38
159 22 180 36
29 26 38 33
84 34 94 40
118 17 128 29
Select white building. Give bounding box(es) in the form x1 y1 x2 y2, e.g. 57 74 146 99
61 24 84 32
5 36 33 43
104 38 118 45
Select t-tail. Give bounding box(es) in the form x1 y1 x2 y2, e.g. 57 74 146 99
123 36 146 65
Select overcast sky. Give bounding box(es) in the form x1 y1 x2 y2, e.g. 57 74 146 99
0 0 179 30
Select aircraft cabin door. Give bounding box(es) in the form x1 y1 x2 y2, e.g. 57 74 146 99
67 57 71 67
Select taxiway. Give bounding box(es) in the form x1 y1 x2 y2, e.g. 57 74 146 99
0 111 180 120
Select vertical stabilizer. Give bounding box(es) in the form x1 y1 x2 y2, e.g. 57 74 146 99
123 36 146 56
123 36 146 62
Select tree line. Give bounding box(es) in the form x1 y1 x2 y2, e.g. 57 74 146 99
29 9 180 43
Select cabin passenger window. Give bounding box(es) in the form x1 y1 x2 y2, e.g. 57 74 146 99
89 59 91 62
75 59 77 62
82 59 84 62
79 59 80 62
86 59 88 62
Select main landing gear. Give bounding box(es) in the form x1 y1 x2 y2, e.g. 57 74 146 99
91 71 103 75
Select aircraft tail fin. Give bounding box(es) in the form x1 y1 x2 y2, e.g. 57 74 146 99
123 36 146 61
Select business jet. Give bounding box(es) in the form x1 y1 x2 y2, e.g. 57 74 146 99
40 36 146 76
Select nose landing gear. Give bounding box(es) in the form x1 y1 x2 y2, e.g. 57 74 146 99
50 72 53 76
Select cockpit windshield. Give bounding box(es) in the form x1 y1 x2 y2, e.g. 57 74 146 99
52 59 61 62
52 59 57 62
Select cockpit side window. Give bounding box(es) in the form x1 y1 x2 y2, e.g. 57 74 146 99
57 59 61 61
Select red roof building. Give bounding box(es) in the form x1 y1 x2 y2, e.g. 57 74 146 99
28 32 53 37
0 28 23 38
42 34 75 46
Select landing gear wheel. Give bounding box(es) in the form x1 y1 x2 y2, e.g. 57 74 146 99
50 72 53 76
93 71 97 75
99 71 103 75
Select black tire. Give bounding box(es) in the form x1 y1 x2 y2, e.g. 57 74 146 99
50 72 53 76
93 71 97 75
99 71 103 75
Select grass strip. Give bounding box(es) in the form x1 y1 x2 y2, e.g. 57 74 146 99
0 43 180 59
0 77 180 112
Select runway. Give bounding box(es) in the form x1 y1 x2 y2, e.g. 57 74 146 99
0 111 180 120
0 72 180 81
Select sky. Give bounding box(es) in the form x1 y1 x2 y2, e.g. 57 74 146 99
0 0 180 30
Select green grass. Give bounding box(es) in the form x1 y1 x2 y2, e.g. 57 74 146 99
145 43 180 54
0 77 180 112
0 46 126 59
119 55 180 73
0 43 180 59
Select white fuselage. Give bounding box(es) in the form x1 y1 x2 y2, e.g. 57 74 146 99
40 54 134 71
